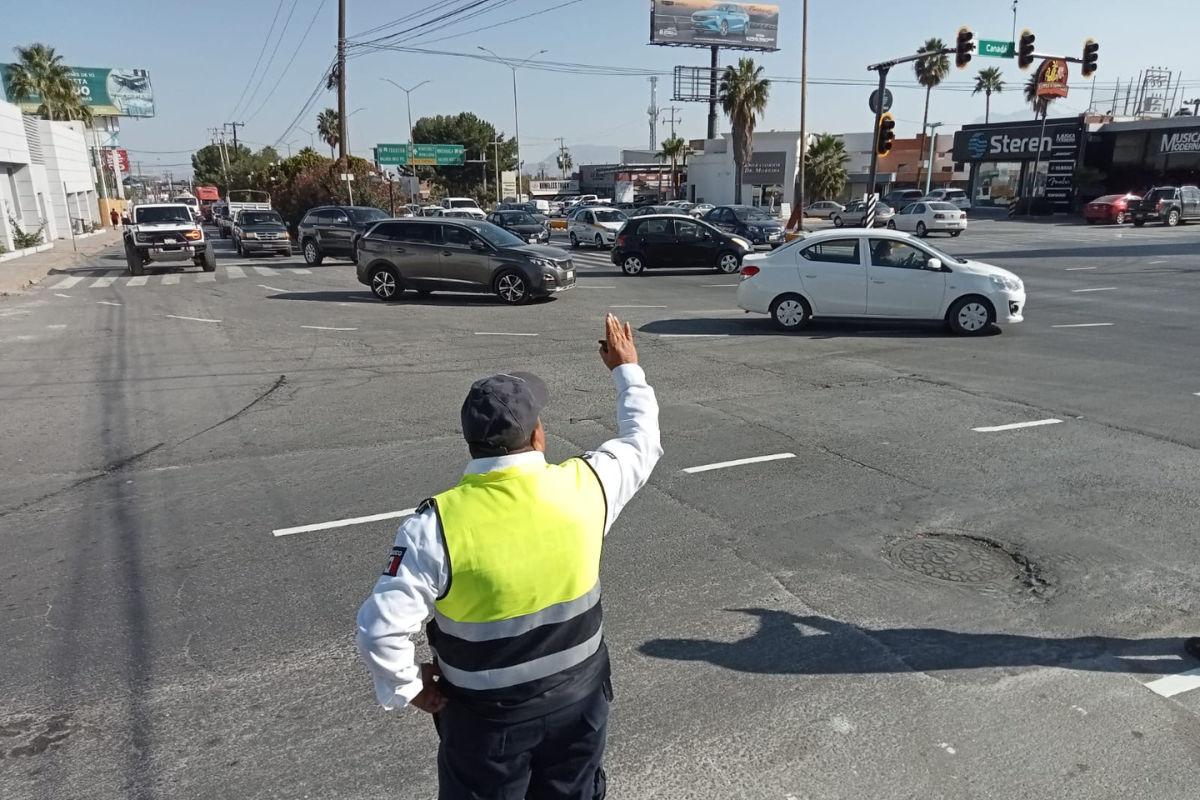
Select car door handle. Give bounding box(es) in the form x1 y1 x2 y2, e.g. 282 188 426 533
804 274 818 278
442 251 452 256
872 279 886 284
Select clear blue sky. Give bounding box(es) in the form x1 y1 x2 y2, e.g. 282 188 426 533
4 0 1197 175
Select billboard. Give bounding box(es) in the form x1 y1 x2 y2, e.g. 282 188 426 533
952 120 1082 163
1 66 154 118
650 1 779 51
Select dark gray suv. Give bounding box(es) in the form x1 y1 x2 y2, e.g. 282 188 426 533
356 218 576 304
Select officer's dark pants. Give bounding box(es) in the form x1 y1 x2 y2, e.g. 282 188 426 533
435 684 609 800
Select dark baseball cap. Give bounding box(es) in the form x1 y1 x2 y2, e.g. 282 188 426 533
461 372 550 456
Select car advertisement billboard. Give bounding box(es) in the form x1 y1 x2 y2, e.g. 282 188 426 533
1 66 155 118
650 1 780 51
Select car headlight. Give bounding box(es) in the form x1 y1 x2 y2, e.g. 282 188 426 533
529 257 553 269
243 231 259 239
732 236 753 250
990 274 1022 292
184 228 203 240
746 225 762 234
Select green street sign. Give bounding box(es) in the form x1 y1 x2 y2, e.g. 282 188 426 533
376 143 465 166
979 39 1014 58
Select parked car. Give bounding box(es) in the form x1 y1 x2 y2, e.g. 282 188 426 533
440 197 486 219
736 229 1025 336
355 218 575 304
488 209 551 244
1084 194 1140 225
296 205 391 265
420 206 444 217
922 188 972 211
689 202 715 218
691 3 750 36
611 214 751 276
567 206 629 249
882 189 926 210
496 201 548 224
1131 185 1200 227
832 201 895 228
233 209 292 256
888 201 967 237
804 200 845 219
701 205 786 249
630 204 689 218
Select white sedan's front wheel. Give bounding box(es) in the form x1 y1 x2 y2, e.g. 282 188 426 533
947 296 993 336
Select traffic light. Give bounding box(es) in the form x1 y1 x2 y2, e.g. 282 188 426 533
875 113 896 157
955 27 975 70
1017 29 1036 71
1081 39 1099 78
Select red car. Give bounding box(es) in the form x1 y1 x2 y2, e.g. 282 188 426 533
1085 193 1140 225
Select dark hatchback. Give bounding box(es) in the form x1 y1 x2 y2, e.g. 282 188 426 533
233 210 291 257
356 218 575 304
629 205 689 218
701 204 785 248
610 214 751 276
487 209 551 244
297 205 390 265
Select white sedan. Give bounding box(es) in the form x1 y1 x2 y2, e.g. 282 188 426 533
568 206 629 249
889 201 967 237
736 228 1024 336
689 203 715 218
804 200 845 219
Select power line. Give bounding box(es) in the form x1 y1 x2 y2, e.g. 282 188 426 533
226 0 287 122
245 0 330 123
350 0 460 40
373 0 587 50
238 0 302 123
348 0 497 49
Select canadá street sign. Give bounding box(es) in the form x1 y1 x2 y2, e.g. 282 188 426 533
376 143 465 166
979 40 1013 58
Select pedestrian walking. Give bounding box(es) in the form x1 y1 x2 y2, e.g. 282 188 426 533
109 208 120 228
357 313 662 800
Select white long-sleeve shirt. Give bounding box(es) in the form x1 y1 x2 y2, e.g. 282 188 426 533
356 363 662 710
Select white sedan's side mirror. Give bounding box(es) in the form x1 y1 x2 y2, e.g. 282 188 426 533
926 258 943 271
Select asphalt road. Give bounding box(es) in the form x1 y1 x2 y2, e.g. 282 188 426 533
2 217 1199 799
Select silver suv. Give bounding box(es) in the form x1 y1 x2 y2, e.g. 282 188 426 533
356 218 576 304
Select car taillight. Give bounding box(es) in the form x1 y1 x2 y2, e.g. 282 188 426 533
1157 200 1164 210
740 265 760 279
934 214 946 220
617 235 626 247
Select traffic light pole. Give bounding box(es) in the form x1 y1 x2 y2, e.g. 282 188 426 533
866 47 952 200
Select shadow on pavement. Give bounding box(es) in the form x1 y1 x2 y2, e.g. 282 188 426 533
265 290 559 307
639 316 993 339
641 608 1195 677
960 242 1200 261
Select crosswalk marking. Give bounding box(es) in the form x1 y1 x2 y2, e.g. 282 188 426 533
91 276 117 288
253 266 275 276
196 273 216 282
226 266 246 278
287 268 311 274
126 276 149 286
53 276 84 289
162 274 180 285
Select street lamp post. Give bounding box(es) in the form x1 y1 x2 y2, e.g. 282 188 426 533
381 79 431 166
283 140 297 158
297 126 317 150
479 47 547 200
923 122 943 196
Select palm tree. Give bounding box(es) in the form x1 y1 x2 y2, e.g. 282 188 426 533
803 134 850 202
6 43 88 121
556 149 573 178
972 67 1005 123
913 38 949 189
316 109 341 159
1024 75 1056 119
719 57 770 204
657 136 689 201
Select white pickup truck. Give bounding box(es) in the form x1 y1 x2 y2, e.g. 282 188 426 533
219 189 273 238
440 197 486 219
123 203 216 275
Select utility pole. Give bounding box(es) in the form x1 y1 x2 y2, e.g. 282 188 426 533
224 121 244 159
707 46 719 140
661 106 682 139
923 122 943 195
789 0 809 231
555 136 568 178
337 0 348 172
648 76 659 151
493 137 502 202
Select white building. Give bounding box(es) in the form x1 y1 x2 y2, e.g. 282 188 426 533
0 100 97 253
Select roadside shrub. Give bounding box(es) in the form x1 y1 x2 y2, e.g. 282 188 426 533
8 216 44 249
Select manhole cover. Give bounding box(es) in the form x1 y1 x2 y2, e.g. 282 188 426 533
889 535 1017 585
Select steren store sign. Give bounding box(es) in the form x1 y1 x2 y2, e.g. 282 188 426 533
1156 128 1200 155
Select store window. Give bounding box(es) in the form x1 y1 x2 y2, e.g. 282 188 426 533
973 162 1022 207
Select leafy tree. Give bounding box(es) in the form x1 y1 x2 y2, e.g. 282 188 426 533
972 66 1005 124
804 134 850 201
657 136 689 201
273 158 388 230
556 149 573 177
317 108 340 159
6 43 90 122
411 112 517 201
913 38 949 189
1024 75 1056 119
719 58 770 204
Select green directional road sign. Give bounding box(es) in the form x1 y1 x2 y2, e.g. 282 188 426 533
376 143 465 166
979 40 1014 58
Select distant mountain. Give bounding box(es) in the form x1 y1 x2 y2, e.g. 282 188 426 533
527 144 635 173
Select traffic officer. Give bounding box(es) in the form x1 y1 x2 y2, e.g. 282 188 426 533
357 313 662 800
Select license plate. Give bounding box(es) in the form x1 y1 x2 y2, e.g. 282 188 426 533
566 270 575 280
529 237 539 243
164 238 177 244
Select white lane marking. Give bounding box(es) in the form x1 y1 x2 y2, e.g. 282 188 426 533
164 314 221 323
1149 260 1168 264
1144 667 1200 698
196 273 216 283
91 277 118 288
287 268 312 274
301 325 358 331
1065 267 1096 271
259 284 287 292
253 266 276 276
47 324 66 329
1052 323 1113 328
162 274 180 285
474 332 539 337
972 418 1062 433
577 285 616 289
96 300 122 306
126 276 149 287
52 276 83 289
54 293 71 298
702 283 738 287
611 305 667 308
1072 287 1116 293
684 452 797 474
659 333 730 338
273 508 417 537
226 265 246 278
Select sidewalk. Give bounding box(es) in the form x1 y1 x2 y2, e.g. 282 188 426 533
0 229 122 296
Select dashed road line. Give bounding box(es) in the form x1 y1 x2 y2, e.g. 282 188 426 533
1052 322 1113 328
52 276 83 289
1144 667 1200 698
54 293 71 298
683 452 797 474
273 508 417 537
96 301 122 307
126 276 149 287
611 305 667 308
226 266 247 278
259 285 287 292
164 314 221 323
659 333 730 338
972 418 1062 433
287 268 312 274
91 276 118 288
1065 267 1096 271
253 266 276 276
162 274 180 285
1072 287 1116 293
197 273 216 283
474 332 538 337
301 325 358 331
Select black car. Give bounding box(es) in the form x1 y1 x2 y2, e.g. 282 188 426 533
629 205 688 218
487 210 551 244
610 214 750 276
232 210 291 257
496 201 548 224
356 218 575 304
701 204 785 249
297 205 391 265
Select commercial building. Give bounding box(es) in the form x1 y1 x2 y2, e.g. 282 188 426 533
1084 115 1200 191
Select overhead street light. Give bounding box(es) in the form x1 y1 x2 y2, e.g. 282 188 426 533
381 78 431 164
478 46 548 199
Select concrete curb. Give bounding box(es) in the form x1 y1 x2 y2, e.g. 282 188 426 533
0 230 122 297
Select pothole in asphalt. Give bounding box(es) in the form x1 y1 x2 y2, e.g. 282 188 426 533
887 532 1056 599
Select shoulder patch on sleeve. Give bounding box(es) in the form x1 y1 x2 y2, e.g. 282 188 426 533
383 546 407 577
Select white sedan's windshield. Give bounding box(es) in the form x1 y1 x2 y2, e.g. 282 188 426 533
593 209 627 223
928 203 959 212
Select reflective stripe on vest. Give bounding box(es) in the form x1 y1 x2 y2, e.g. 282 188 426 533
431 457 606 693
